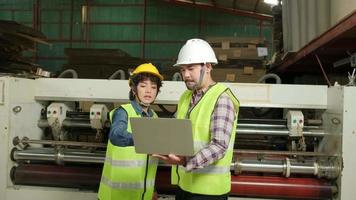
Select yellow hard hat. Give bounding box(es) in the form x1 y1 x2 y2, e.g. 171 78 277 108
130 63 164 82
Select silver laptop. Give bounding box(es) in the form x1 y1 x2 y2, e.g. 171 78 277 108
130 118 195 156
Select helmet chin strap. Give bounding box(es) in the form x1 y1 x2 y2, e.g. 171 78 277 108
138 99 151 107
193 64 205 90
132 88 152 107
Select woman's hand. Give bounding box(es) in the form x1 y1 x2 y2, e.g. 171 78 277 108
152 154 186 165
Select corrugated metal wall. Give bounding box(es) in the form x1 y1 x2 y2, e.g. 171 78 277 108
330 0 356 25
282 0 330 53
0 0 272 72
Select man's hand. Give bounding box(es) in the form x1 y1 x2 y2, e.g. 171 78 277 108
152 154 186 165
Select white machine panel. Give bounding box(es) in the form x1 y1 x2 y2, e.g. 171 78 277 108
34 79 327 109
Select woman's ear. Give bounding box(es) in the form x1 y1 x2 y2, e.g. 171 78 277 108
130 86 136 96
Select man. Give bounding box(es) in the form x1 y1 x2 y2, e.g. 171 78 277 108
156 39 239 200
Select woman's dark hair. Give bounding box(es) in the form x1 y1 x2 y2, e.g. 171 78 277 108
129 72 162 100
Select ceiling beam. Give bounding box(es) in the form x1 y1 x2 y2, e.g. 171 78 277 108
163 0 272 21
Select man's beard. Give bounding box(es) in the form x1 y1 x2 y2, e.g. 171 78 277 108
185 80 200 90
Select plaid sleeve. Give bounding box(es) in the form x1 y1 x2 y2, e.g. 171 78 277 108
185 93 236 171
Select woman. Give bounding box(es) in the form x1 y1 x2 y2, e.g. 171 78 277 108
98 63 163 200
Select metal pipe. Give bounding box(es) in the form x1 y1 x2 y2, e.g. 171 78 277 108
62 119 91 128
239 118 323 126
234 158 340 179
290 160 317 174
238 123 320 129
12 147 340 179
38 119 325 136
235 149 333 157
236 159 285 173
237 127 326 137
66 111 90 118
38 119 91 128
141 0 147 59
17 137 106 148
12 148 105 164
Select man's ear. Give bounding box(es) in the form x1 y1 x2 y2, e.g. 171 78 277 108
205 63 212 73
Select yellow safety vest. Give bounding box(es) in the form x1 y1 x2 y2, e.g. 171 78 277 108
171 83 239 195
98 104 158 200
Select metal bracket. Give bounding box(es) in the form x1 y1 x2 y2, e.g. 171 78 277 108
351 54 356 67
0 80 4 105
333 53 356 68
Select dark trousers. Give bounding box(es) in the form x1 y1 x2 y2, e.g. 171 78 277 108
176 187 229 200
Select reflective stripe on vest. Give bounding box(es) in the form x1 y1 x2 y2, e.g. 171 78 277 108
101 176 155 190
172 83 239 195
105 156 158 167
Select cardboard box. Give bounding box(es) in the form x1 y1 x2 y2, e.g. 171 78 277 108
206 36 266 45
243 66 254 75
233 49 241 58
218 54 228 61
225 73 236 82
248 44 257 49
212 68 265 83
221 41 230 49
214 48 260 60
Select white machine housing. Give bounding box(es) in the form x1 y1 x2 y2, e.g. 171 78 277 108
0 76 356 200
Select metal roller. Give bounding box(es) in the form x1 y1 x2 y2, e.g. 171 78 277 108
12 147 340 179
234 157 341 179
155 170 336 200
38 119 92 128
14 136 106 148
12 147 105 165
12 164 336 200
230 175 336 199
237 127 325 136
38 119 325 136
11 164 101 189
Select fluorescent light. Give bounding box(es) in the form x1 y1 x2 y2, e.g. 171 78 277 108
264 0 279 5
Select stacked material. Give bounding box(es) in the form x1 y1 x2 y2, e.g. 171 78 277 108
207 36 268 62
206 37 268 83
62 48 147 79
0 20 49 77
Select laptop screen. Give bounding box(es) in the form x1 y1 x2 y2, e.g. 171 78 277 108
130 118 195 156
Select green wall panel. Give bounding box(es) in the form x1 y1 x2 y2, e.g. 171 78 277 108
90 7 143 22
145 25 199 41
90 25 141 40
0 11 12 20
145 43 181 59
0 0 273 72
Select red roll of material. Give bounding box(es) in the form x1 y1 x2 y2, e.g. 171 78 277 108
231 175 335 199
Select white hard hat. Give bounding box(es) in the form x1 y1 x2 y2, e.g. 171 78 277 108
174 38 218 67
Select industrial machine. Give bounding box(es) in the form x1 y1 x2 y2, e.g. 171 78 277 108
1 76 355 200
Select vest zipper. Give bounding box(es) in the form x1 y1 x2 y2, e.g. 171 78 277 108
186 83 217 118
176 164 180 185
141 155 149 200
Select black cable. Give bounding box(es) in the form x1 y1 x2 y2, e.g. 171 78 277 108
176 164 180 185
141 155 149 200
